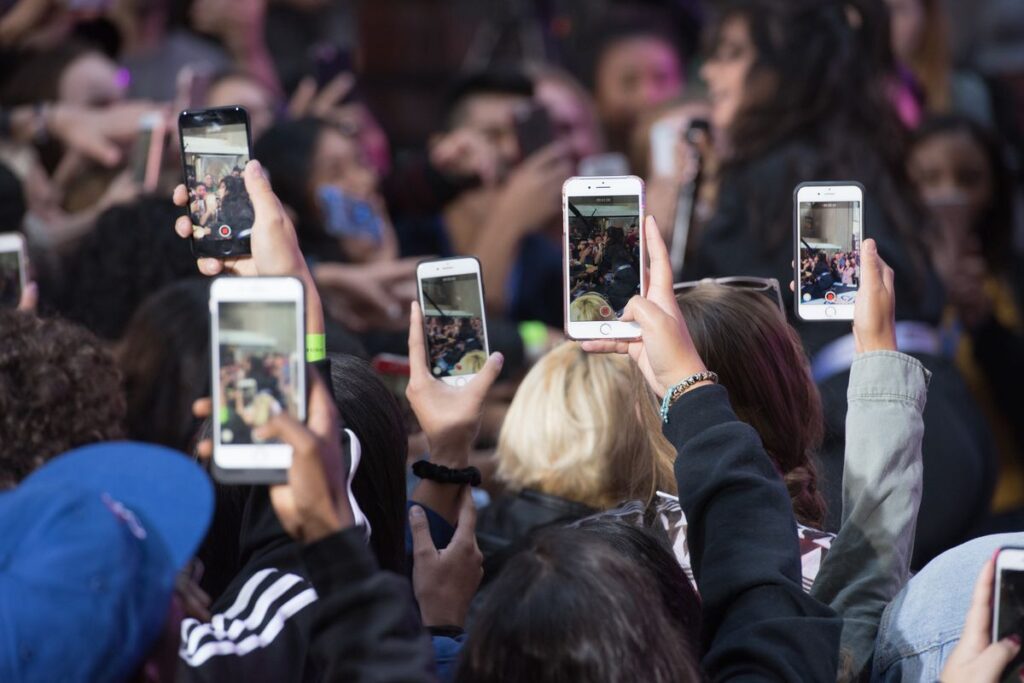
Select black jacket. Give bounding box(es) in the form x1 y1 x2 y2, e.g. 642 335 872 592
665 383 842 681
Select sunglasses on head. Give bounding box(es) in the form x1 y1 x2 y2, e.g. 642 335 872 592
673 276 785 315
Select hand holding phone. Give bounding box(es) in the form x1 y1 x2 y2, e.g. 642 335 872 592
0 232 27 309
563 175 646 340
514 102 555 161
416 258 490 386
795 182 864 321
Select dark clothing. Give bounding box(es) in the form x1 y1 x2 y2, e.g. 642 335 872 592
506 234 564 328
686 140 996 567
665 383 842 681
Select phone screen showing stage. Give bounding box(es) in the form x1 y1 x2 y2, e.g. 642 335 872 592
181 119 254 243
216 301 301 446
567 194 641 321
420 273 487 379
798 200 862 308
997 567 1024 681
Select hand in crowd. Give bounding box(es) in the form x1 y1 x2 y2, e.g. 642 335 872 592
406 300 504 462
430 128 502 187
491 141 573 237
852 238 898 353
410 488 484 628
940 558 1022 683
16 281 37 313
581 215 708 397
313 258 420 333
49 102 170 168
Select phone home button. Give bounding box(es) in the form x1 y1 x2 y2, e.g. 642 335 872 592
455 377 468 387
825 307 837 318
599 323 612 336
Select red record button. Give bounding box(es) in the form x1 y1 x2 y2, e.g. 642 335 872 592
825 291 836 302
218 225 232 237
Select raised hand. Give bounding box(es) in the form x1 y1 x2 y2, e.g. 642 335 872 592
852 238 897 353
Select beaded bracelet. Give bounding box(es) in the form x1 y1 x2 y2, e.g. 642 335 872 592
411 460 482 486
660 371 719 423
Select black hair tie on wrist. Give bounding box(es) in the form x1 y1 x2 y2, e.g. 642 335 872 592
412 460 481 487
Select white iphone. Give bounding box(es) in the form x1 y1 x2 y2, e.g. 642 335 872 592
0 232 27 309
564 175 645 340
993 546 1024 680
209 276 306 484
795 182 864 321
416 257 490 386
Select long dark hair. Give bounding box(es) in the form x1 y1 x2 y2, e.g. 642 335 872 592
677 284 826 528
456 523 700 682
709 0 928 266
218 175 255 234
328 354 408 575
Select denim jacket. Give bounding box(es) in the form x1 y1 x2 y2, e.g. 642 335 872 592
811 351 931 679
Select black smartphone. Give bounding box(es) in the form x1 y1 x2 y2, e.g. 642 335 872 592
310 43 354 90
178 106 255 258
994 547 1024 682
514 103 554 160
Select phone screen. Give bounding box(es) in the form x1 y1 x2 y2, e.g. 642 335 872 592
0 249 21 308
997 566 1024 680
515 103 554 159
798 200 862 309
180 108 254 256
420 273 487 379
567 194 642 321
216 301 302 448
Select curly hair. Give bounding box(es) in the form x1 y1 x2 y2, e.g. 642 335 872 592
0 310 125 489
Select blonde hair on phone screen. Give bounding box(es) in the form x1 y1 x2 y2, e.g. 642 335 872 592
495 341 676 510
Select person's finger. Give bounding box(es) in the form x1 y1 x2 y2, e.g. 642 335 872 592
407 301 431 381
882 263 895 296
175 215 193 239
314 73 356 114
860 238 882 290
972 637 1022 676
304 370 339 442
287 76 318 118
16 281 37 312
580 340 630 355
373 257 421 282
192 397 212 419
243 159 285 221
789 280 795 293
252 411 318 456
197 258 224 276
408 505 437 559
452 486 478 538
961 559 997 651
195 438 212 461
644 215 673 296
526 140 571 168
466 352 504 393
70 131 122 168
173 183 189 207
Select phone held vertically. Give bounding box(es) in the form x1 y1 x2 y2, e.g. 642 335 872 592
179 106 255 258
130 111 167 193
209 276 306 484
0 232 26 309
416 257 490 387
514 102 554 160
994 547 1024 682
563 175 645 340
794 182 864 322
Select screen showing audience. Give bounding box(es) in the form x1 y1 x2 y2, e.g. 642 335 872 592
567 195 641 322
0 250 20 308
421 274 486 378
217 302 301 446
998 568 1024 682
181 122 254 242
798 201 862 307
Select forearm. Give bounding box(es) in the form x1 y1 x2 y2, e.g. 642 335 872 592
811 351 929 675
409 444 470 525
473 212 523 314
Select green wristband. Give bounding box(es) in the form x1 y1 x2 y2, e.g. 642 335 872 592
306 333 326 362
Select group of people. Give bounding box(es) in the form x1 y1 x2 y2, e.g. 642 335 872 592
801 250 862 302
1 0 1024 680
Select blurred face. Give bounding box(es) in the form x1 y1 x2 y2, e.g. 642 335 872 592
455 93 529 176
204 175 214 188
311 127 377 198
701 17 757 132
909 130 993 222
196 185 206 198
886 0 925 64
58 52 124 106
206 76 276 140
536 77 601 164
217 181 228 199
595 36 684 130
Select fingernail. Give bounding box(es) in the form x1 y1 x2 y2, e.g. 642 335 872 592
409 505 424 519
491 352 504 368
248 159 262 176
1010 634 1021 646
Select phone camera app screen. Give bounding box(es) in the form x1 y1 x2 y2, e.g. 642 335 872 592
182 122 253 242
421 274 486 379
567 195 641 322
798 200 862 307
217 302 300 446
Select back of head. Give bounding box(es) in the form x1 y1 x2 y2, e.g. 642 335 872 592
117 278 211 453
456 524 699 683
677 285 826 528
495 341 676 510
328 354 408 574
0 310 125 489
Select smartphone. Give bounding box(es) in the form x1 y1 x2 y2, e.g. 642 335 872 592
563 175 645 340
0 232 26 309
416 257 490 387
179 106 255 258
310 43 354 90
317 185 384 243
578 153 629 178
209 276 306 484
130 111 166 193
795 182 864 321
514 102 554 160
994 547 1024 681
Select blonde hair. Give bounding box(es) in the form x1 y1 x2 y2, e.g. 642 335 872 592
570 292 615 322
495 342 677 509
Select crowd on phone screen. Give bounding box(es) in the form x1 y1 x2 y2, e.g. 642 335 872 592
3 0 1024 680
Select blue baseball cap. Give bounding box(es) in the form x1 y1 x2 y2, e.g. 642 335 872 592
0 442 214 682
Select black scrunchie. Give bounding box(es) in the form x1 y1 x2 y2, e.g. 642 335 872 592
411 460 481 487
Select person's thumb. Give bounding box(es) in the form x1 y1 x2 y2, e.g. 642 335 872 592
860 238 882 290
622 295 662 328
409 505 436 559
468 352 504 393
974 636 1022 676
